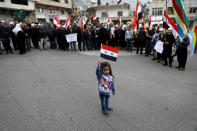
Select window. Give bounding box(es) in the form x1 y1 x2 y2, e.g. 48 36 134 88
11 0 28 5
152 8 163 16
101 12 107 17
61 10 64 15
50 9 55 14
51 0 59 2
65 0 68 3
189 8 197 14
37 8 44 13
168 7 173 15
118 11 123 16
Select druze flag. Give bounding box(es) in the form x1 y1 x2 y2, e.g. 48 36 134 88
100 44 119 62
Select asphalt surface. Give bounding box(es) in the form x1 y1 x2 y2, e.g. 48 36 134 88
0 49 197 131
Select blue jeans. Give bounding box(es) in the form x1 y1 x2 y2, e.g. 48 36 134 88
99 93 110 112
70 41 76 51
126 39 132 51
87 39 92 50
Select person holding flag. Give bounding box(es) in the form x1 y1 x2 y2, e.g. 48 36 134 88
96 44 118 115
96 60 115 115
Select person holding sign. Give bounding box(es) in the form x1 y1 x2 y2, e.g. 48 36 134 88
96 61 115 116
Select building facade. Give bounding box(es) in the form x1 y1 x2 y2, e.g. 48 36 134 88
0 0 35 22
147 0 197 29
34 0 72 24
87 4 131 24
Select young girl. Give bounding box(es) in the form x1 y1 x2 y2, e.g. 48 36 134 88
96 61 115 115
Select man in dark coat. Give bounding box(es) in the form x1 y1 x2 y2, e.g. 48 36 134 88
137 27 146 54
31 24 39 49
176 36 190 70
163 28 175 67
47 23 56 49
1 22 13 54
98 24 108 47
56 25 65 50
145 26 156 56
72 22 81 51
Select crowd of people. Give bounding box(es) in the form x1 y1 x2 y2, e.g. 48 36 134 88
0 20 190 70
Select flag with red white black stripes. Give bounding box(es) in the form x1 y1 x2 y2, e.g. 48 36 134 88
100 44 119 62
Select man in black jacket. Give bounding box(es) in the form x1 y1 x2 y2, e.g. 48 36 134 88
39 24 48 50
137 27 146 54
31 24 39 49
73 22 81 51
1 22 13 54
98 24 108 47
47 23 56 49
163 28 175 67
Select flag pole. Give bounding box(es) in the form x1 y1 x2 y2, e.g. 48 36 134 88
165 0 168 41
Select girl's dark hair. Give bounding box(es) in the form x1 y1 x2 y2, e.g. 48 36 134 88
100 62 114 78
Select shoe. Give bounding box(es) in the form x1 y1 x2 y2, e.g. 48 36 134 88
108 107 113 112
179 67 185 70
163 63 167 66
175 66 180 68
102 111 109 116
169 65 172 67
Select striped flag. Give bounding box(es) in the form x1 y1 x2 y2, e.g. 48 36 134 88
92 14 97 20
65 16 70 28
188 26 197 56
172 0 189 38
81 17 85 32
118 13 121 28
106 8 110 22
132 0 141 30
157 20 160 30
100 44 119 62
163 10 179 39
53 15 61 26
149 16 152 29
142 18 146 30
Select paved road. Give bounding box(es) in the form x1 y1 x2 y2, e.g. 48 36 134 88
0 50 197 131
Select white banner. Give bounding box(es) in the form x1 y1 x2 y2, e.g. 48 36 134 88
66 33 77 42
154 40 164 54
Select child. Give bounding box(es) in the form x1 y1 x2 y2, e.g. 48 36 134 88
96 61 115 115
172 36 180 58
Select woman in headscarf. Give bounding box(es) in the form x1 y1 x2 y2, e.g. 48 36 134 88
13 23 26 55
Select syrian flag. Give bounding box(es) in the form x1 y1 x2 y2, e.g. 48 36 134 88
100 44 119 62
132 0 141 30
157 20 160 30
88 20 92 25
65 16 70 28
143 18 146 30
149 16 152 29
53 15 61 26
164 10 179 39
106 8 110 22
92 14 97 20
81 17 85 32
118 13 121 28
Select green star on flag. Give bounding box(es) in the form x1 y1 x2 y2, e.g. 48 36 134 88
100 44 119 62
